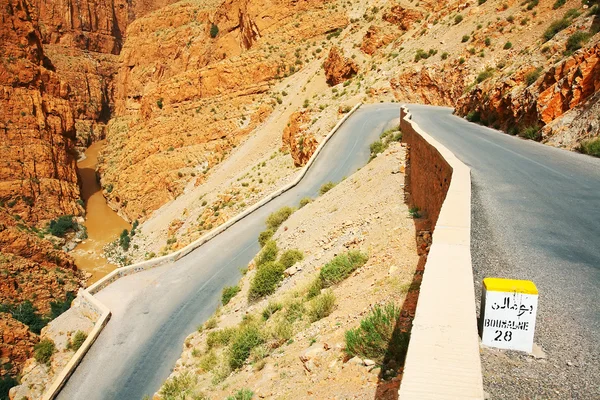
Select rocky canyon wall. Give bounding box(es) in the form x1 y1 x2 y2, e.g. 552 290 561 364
97 0 348 221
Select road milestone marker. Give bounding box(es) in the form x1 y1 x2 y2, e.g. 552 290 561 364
479 277 538 353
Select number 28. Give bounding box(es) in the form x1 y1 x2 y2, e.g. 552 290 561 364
494 330 512 341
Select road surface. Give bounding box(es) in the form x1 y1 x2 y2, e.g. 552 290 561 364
408 105 600 398
58 104 401 400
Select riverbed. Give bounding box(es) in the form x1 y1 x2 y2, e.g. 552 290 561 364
71 140 130 285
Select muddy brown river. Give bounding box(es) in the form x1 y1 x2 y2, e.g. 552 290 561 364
72 140 130 285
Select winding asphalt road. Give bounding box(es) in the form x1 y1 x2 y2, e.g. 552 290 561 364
59 104 600 399
57 104 401 400
408 105 600 398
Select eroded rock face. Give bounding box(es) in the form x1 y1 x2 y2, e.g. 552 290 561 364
383 5 423 31
456 43 600 147
323 46 358 86
360 25 394 55
97 0 347 221
0 314 37 378
0 0 81 224
282 111 319 167
390 63 468 106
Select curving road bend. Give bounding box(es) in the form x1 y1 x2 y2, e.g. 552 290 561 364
407 105 600 398
57 104 402 400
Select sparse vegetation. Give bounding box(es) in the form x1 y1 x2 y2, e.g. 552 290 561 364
308 290 336 322
319 251 368 288
258 229 274 247
34 339 56 365
503 41 513 50
369 128 402 161
525 67 543 86
160 373 199 400
119 229 130 251
48 215 75 237
229 324 264 369
210 24 219 38
520 125 541 141
579 137 600 157
345 303 409 363
0 301 48 334
248 261 285 301
67 330 87 352
227 388 254 400
266 206 294 231
455 14 463 24
461 35 470 43
222 285 241 306
319 181 336 195
475 67 494 84
279 249 304 269
255 240 278 267
299 197 312 208
552 0 566 9
565 31 591 55
409 207 422 218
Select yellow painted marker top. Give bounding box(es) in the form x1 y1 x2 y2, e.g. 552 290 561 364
483 277 538 295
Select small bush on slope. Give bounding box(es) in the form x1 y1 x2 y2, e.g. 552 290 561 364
345 303 409 363
279 249 304 269
34 339 55 365
222 285 241 306
265 206 294 231
319 251 368 287
248 262 285 301
255 240 278 267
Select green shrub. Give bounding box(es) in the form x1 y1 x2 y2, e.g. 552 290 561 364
525 67 543 86
258 229 274 247
461 35 469 43
319 181 335 195
553 0 566 9
579 137 600 157
206 327 237 349
484 37 491 46
266 206 294 231
543 18 570 41
255 240 278 267
455 14 463 24
34 339 56 365
369 140 386 160
210 24 219 38
475 67 494 83
520 125 541 141
320 251 368 288
0 300 48 334
248 261 285 301
199 350 217 372
441 52 449 60
299 197 312 208
565 31 591 54
229 325 264 370
303 278 320 302
284 300 305 323
409 207 422 218
344 303 409 363
262 302 282 320
503 42 512 50
0 375 18 400
308 290 336 322
478 0 487 4
227 388 254 400
119 229 130 251
67 331 87 352
49 291 75 320
156 98 163 109
160 372 197 400
222 285 241 306
48 215 75 237
279 249 304 269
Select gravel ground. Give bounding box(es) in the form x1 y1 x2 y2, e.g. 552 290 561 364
471 181 600 400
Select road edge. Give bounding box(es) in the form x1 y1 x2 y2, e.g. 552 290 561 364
43 102 363 399
399 106 484 399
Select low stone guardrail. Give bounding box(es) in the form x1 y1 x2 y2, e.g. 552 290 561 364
42 290 111 400
44 102 363 399
399 107 484 399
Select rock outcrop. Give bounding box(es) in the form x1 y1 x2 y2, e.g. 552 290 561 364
282 111 319 167
456 43 600 147
390 63 468 106
323 46 358 86
0 314 37 377
383 5 423 31
360 25 394 55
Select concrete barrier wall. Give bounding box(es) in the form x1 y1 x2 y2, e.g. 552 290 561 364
399 107 484 399
42 290 111 400
44 103 364 399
